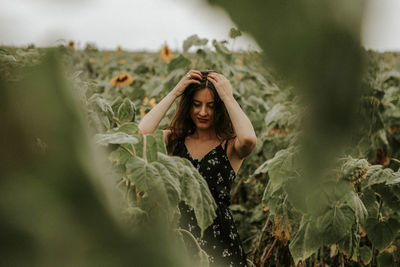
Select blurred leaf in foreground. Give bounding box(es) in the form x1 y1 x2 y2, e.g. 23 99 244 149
207 0 366 207
0 50 190 267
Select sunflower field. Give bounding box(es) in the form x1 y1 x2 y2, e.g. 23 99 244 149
2 1 400 266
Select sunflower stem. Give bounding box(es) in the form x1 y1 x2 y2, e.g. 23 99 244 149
112 116 121 127
120 145 135 157
143 134 147 162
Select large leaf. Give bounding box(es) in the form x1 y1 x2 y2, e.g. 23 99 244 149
145 130 167 162
212 39 232 61
111 96 123 113
113 122 140 135
261 147 302 211
361 187 379 220
206 4 367 258
182 34 208 53
253 157 270 175
124 151 217 238
377 252 396 267
359 246 372 265
152 161 183 225
109 146 132 166
262 186 286 215
362 165 400 189
111 123 144 157
87 94 114 132
88 94 114 119
365 218 393 251
117 98 136 123
264 103 293 128
289 216 322 265
266 147 299 187
303 186 333 216
125 157 180 224
1 49 190 267
316 205 354 244
157 153 217 238
337 224 359 261
122 206 149 228
348 192 368 224
94 132 138 146
168 54 191 72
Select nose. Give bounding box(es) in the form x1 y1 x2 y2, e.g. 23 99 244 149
199 105 207 116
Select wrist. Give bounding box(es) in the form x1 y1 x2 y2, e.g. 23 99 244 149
168 90 179 99
220 94 235 103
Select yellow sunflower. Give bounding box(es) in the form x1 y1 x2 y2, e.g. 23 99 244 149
110 72 134 87
235 73 244 81
160 43 173 63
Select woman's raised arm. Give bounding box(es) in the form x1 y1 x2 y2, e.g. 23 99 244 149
138 70 202 134
138 92 176 134
207 72 257 158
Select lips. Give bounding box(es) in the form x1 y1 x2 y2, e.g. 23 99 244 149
197 118 208 123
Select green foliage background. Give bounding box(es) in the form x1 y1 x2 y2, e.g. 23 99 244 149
2 2 400 265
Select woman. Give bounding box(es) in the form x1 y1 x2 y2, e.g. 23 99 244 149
138 70 257 267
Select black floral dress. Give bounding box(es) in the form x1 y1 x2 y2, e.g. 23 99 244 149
173 138 248 267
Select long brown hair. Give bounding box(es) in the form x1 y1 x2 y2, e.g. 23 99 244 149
165 70 235 154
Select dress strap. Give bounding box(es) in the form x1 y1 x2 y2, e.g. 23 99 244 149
223 138 229 152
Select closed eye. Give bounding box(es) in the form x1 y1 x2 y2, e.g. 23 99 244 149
193 100 214 108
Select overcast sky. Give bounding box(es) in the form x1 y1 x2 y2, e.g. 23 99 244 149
1 0 399 52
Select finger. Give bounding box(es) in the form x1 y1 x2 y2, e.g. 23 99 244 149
207 76 217 82
189 80 201 85
207 77 216 85
208 72 220 77
188 69 200 73
186 72 202 80
191 73 203 80
192 70 202 75
188 70 202 77
188 78 201 83
208 73 220 81
216 74 225 80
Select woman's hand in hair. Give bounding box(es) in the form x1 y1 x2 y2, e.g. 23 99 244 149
172 70 202 97
206 72 233 101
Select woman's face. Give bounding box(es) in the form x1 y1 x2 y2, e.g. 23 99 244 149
190 88 215 131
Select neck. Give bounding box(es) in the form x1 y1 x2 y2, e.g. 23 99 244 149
191 128 217 141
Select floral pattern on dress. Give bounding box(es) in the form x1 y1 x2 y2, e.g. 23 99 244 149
174 138 248 267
